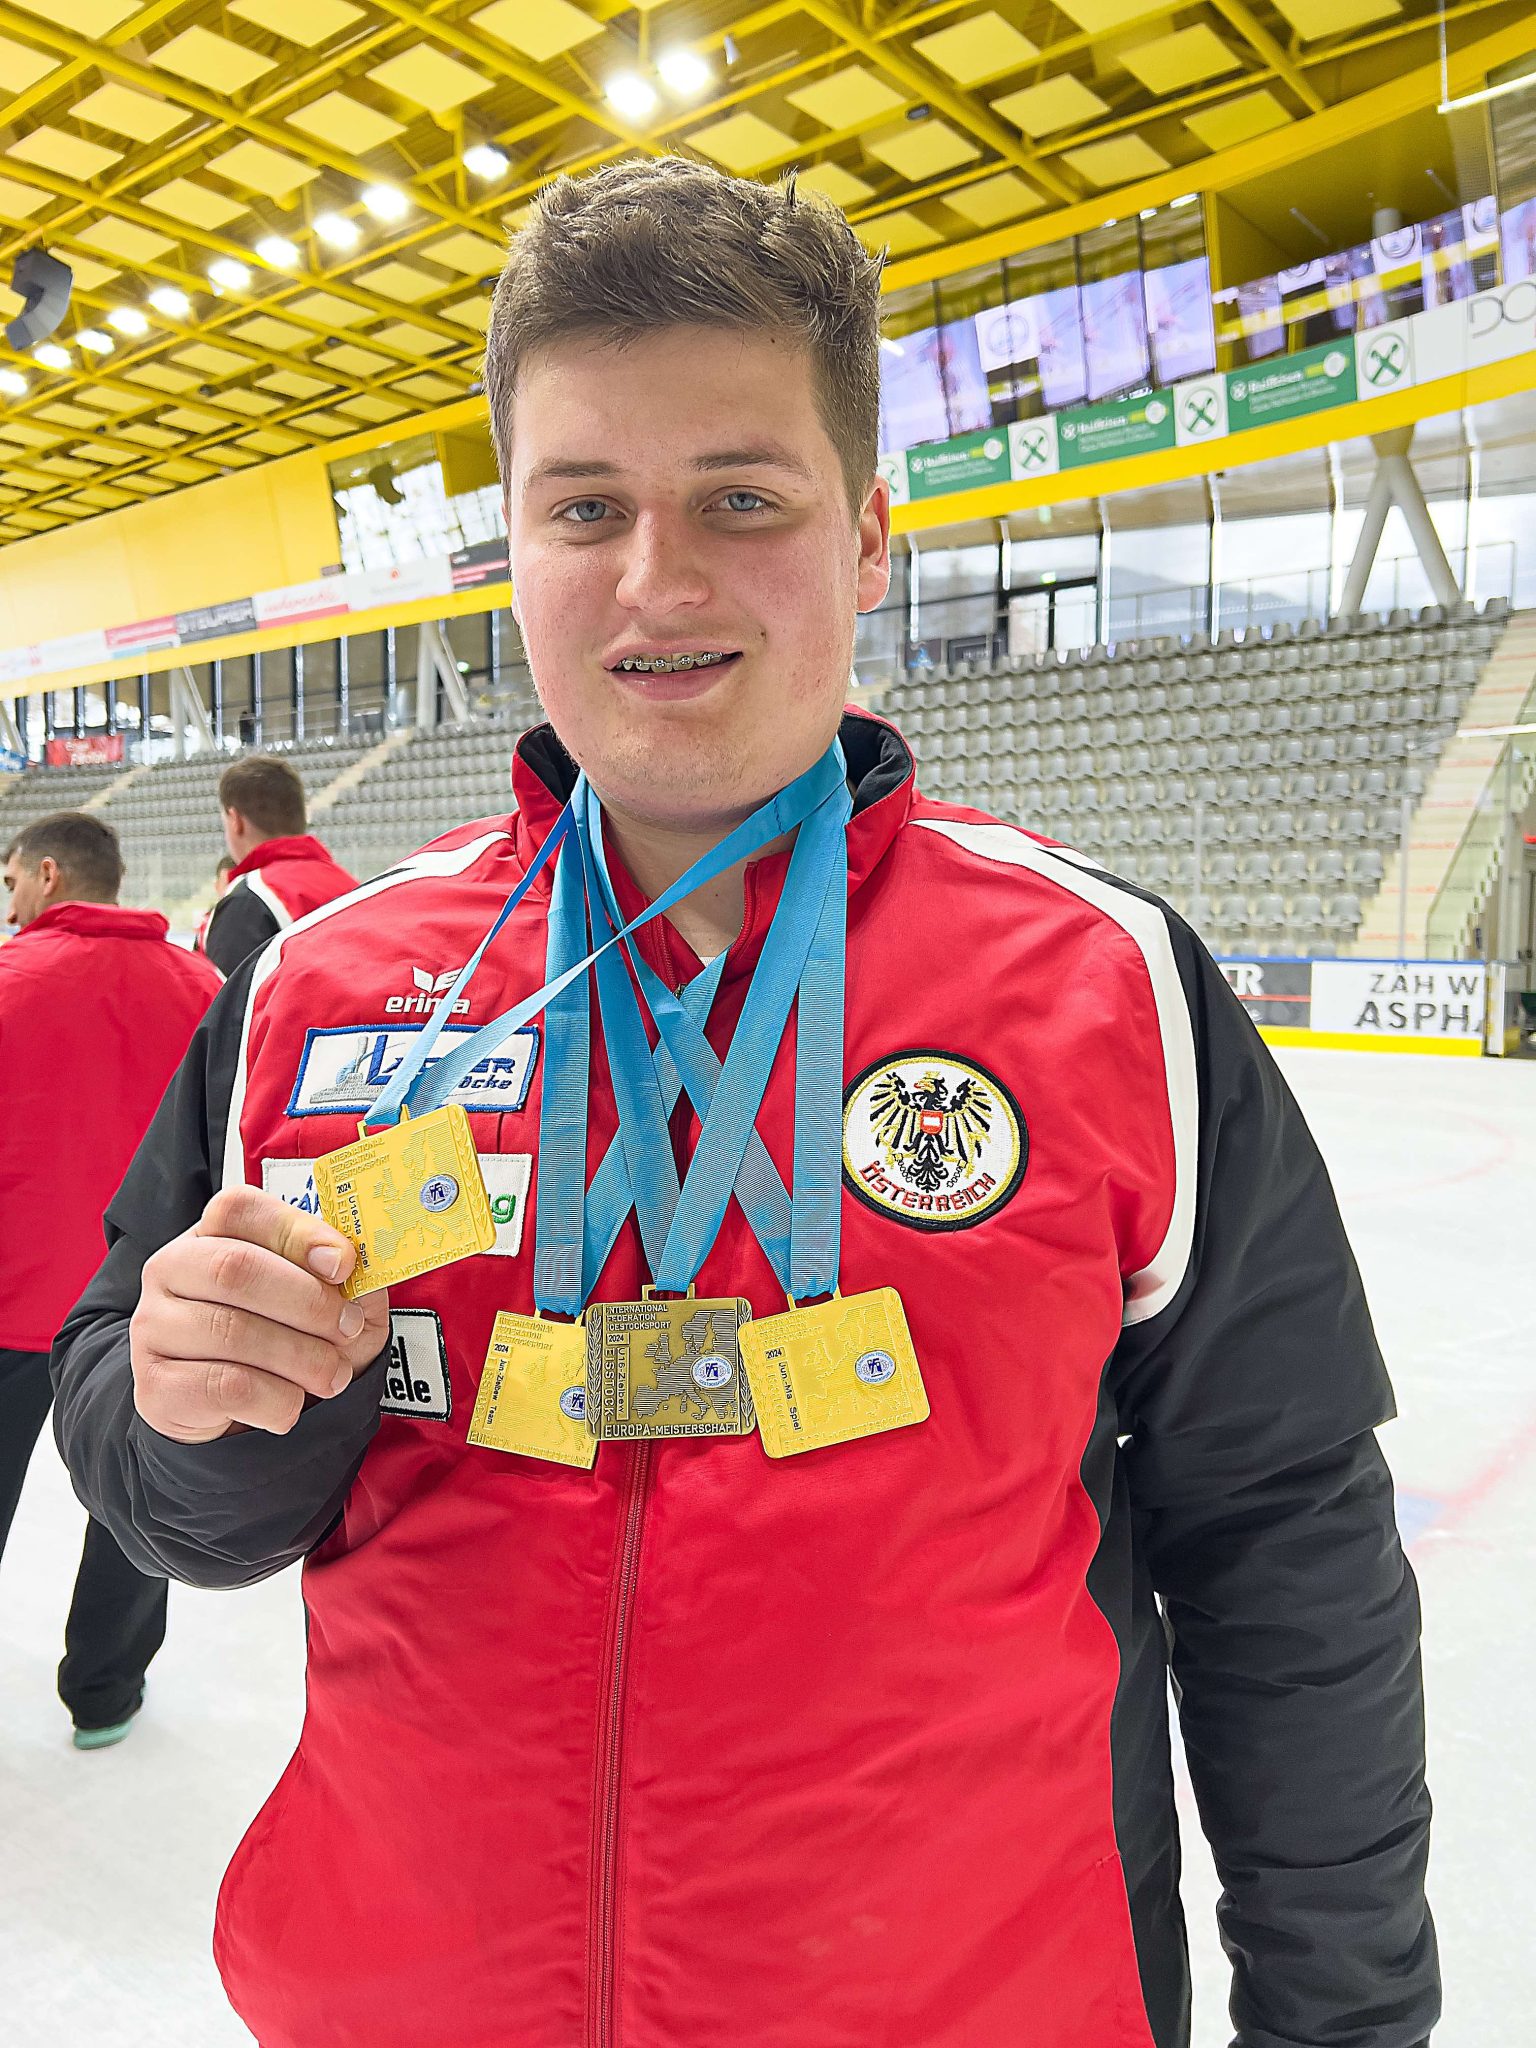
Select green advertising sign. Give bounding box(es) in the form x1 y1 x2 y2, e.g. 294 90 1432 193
906 429 1012 499
1225 342 1356 429
1056 393 1176 468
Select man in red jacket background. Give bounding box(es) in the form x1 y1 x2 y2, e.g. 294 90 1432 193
202 755 357 977
0 811 221 1746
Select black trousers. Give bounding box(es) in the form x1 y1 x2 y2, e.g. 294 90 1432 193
0 1345 167 1730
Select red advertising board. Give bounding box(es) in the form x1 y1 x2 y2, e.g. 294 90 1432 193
43 733 125 767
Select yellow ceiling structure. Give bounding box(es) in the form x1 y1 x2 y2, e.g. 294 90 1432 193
0 0 1524 547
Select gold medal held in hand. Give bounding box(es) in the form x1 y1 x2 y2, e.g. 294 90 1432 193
585 1286 755 1439
313 1103 495 1300
468 1311 596 1468
739 1288 928 1459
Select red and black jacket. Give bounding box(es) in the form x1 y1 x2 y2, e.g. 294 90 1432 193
0 902 220 1353
52 714 1436 2048
203 832 357 978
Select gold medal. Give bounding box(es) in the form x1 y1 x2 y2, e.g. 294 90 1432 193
467 1311 596 1467
584 1286 754 1439
313 1103 496 1300
739 1288 928 1458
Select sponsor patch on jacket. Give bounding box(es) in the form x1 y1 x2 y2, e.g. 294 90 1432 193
285 1023 539 1118
842 1051 1026 1231
262 1153 532 1257
382 1308 451 1421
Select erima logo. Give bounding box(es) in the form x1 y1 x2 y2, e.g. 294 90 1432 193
385 967 470 1018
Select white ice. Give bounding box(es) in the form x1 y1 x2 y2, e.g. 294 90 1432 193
1 1048 1531 2045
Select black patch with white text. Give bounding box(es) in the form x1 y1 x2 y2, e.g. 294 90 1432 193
381 1308 452 1422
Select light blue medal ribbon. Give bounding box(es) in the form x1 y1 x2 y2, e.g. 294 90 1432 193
570 763 850 1303
365 746 847 1136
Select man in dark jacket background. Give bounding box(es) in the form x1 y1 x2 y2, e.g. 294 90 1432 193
0 811 220 1745
203 755 357 977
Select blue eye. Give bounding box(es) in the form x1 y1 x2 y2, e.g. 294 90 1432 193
560 499 608 524
722 490 769 514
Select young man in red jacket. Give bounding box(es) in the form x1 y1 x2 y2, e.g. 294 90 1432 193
0 811 220 1745
53 159 1436 2046
202 754 356 976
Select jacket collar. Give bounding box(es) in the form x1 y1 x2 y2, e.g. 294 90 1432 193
228 833 332 880
18 901 169 943
509 708 915 990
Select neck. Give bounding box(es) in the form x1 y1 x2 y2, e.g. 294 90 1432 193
597 800 792 961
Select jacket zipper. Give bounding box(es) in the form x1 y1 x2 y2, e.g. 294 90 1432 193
591 1441 653 2048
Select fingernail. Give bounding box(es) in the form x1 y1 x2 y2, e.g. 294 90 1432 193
338 1302 365 1339
308 1245 344 1282
329 1362 354 1396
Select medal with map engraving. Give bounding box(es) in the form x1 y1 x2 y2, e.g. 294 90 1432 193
313 1103 495 1300
585 1287 754 1439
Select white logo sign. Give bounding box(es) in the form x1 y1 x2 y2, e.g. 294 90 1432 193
262 1152 532 1257
1309 961 1485 1041
384 968 470 1018
287 1024 538 1117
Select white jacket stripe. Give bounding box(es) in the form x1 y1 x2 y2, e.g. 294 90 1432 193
220 832 511 1191
913 818 1197 1327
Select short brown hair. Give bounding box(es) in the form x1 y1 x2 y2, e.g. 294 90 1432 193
4 811 123 899
219 755 306 837
483 155 884 518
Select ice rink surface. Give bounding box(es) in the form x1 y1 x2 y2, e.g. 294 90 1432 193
2 1047 1530 2046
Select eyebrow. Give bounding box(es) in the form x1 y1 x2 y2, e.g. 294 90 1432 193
524 444 818 490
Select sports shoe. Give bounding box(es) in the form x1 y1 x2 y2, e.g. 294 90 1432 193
72 1693 143 1751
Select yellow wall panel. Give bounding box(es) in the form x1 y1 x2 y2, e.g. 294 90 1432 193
0 448 340 647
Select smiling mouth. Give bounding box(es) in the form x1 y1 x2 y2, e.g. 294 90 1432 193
609 651 742 676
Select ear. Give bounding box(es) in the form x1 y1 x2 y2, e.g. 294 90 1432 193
36 855 60 898
855 473 893 615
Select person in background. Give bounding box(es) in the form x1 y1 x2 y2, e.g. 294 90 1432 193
203 756 357 977
192 852 236 959
0 812 221 1747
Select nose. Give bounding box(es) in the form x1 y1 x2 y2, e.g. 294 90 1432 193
612 509 711 618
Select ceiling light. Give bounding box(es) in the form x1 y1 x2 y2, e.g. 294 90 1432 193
1172 192 1198 208
606 73 659 122
0 369 28 397
107 305 149 336
208 257 251 292
362 183 409 223
657 49 712 97
879 336 906 357
76 329 113 354
464 143 509 181
255 235 299 267
34 342 70 370
1439 69 1536 114
148 285 191 318
1139 206 1158 221
314 212 362 251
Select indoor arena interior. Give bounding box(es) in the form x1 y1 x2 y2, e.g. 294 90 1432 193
0 3 1532 2046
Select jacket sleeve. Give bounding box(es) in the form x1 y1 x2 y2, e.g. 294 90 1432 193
1109 922 1438 2048
203 879 280 979
51 953 387 1590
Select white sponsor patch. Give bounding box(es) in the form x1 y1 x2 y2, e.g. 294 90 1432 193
263 1152 532 1258
382 1308 451 1421
286 1023 539 1117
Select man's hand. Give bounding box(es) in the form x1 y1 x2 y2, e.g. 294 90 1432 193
131 1186 391 1444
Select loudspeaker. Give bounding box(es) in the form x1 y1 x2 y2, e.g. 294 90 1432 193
6 248 73 351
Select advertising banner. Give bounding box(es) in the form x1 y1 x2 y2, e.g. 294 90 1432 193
1006 414 1060 480
906 429 1012 499
1309 960 1485 1041
176 598 258 643
1216 957 1312 1028
1057 392 1175 467
1226 341 1356 429
43 733 125 767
